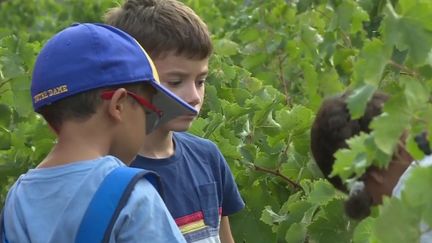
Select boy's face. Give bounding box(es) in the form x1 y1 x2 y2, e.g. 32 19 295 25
153 52 208 132
110 88 153 163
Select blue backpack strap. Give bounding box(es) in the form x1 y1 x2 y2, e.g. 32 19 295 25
1 208 8 243
75 166 162 243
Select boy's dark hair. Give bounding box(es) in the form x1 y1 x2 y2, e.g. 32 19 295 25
38 83 153 132
104 0 212 59
310 92 388 192
38 89 102 131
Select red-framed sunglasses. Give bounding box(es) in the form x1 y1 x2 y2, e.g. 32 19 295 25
101 90 163 118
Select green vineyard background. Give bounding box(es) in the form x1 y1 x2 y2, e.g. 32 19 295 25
1 0 432 242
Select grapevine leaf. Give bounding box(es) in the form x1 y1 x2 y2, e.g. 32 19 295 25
308 179 336 205
308 199 353 243
285 223 306 243
373 197 420 243
347 84 377 119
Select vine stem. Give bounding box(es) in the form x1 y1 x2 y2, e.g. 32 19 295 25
278 55 291 105
388 60 418 77
253 164 303 191
0 89 9 96
0 80 8 90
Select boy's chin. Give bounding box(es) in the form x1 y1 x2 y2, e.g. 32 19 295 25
167 120 194 132
160 116 196 132
170 123 193 132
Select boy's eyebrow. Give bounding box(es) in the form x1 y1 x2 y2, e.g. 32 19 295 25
163 70 208 78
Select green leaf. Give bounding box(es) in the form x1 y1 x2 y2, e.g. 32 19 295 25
371 93 410 155
231 88 252 105
221 99 249 119
285 223 306 243
261 205 288 226
402 78 429 111
402 1 432 32
292 131 310 156
318 68 344 96
213 38 239 56
301 25 323 49
275 105 314 135
0 104 12 127
332 133 372 180
189 117 207 137
353 39 390 85
280 158 302 180
308 199 353 243
216 137 241 160
239 144 257 163
373 197 420 243
260 113 282 136
10 76 32 117
335 1 369 34
405 134 426 161
308 180 336 205
381 3 432 66
297 0 312 14
347 84 377 119
231 181 278 243
301 62 321 110
202 112 224 138
254 152 278 170
241 53 267 69
333 47 356 72
204 85 222 114
353 217 378 243
401 166 432 227
284 200 313 227
238 28 261 43
0 126 11 150
241 77 262 93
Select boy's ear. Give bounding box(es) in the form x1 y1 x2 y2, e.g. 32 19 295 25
107 88 128 121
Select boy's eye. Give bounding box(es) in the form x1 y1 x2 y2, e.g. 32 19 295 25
197 79 206 86
166 81 182 86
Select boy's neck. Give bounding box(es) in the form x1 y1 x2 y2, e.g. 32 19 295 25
139 129 175 159
38 120 111 168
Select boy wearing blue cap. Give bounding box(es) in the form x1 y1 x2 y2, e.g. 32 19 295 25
0 23 195 242
105 1 245 242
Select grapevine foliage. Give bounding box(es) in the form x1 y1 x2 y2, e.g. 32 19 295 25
1 0 432 242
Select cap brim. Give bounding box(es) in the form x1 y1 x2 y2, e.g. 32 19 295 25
145 82 198 133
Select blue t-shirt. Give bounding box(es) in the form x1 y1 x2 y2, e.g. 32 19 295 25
2 156 186 243
131 132 245 243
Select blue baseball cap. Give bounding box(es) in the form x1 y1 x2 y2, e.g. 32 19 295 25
31 23 197 132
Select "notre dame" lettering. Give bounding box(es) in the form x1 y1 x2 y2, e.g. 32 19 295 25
34 85 68 103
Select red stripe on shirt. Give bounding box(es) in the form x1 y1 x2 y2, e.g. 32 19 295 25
175 211 204 226
175 207 223 226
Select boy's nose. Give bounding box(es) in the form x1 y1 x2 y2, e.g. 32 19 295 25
185 85 201 108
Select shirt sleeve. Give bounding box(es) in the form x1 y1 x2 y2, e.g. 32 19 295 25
213 146 245 216
111 179 186 243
